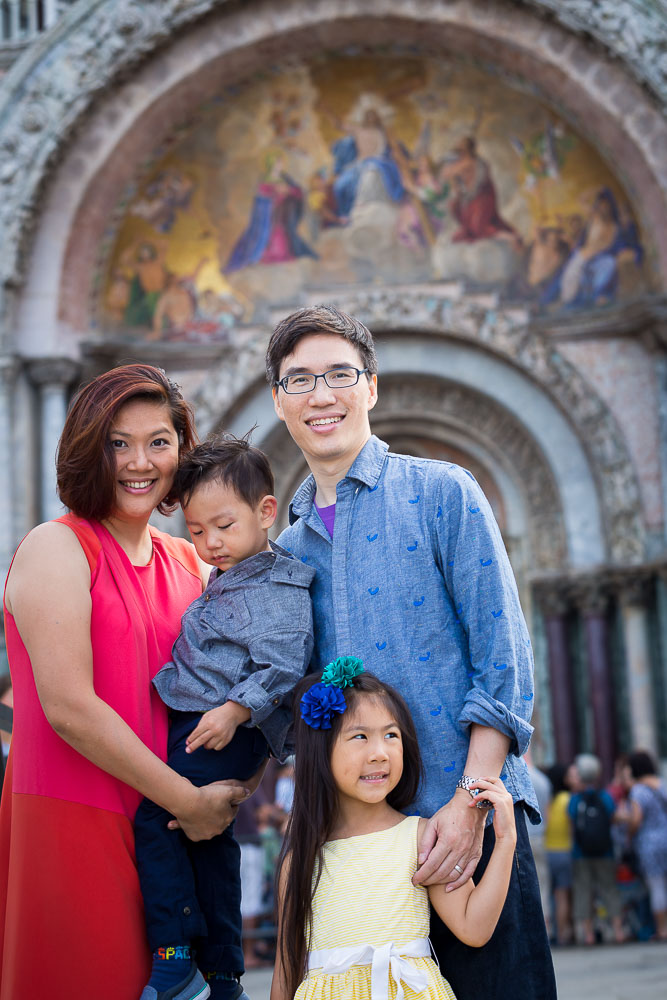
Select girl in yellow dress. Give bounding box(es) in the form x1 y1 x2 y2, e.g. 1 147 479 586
270 659 517 1000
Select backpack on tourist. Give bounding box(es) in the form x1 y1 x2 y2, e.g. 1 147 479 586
573 789 613 857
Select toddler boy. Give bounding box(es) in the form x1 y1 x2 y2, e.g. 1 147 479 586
135 435 315 1000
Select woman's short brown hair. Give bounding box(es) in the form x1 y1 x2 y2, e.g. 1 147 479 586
56 364 197 521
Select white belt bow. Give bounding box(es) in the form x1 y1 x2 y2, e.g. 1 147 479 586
307 936 431 1000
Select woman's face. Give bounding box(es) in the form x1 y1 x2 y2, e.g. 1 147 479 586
108 399 179 522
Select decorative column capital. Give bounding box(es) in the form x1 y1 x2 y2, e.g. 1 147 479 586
571 578 610 617
27 357 80 388
533 581 570 618
0 354 19 385
613 571 652 608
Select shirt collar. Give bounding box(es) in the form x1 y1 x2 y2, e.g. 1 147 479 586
206 539 308 590
288 435 389 523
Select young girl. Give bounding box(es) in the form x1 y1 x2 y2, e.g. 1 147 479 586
271 659 517 1000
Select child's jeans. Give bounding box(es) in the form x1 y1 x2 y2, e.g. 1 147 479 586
134 710 268 976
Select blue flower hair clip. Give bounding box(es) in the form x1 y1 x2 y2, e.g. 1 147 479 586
300 656 365 730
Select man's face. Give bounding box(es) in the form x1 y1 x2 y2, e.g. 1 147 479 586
273 333 378 471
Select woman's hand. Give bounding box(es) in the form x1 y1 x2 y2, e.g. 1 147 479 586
169 780 251 841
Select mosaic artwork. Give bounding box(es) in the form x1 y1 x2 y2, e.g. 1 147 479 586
97 54 650 342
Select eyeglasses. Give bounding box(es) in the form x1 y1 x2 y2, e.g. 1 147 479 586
275 367 369 394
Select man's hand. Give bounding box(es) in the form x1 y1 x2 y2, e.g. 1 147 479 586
186 701 251 753
413 789 486 890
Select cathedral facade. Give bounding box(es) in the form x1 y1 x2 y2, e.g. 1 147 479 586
1 0 666 771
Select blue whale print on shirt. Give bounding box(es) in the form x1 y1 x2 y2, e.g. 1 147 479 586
376 640 387 651
523 692 534 701
419 651 430 661
413 596 425 607
301 555 308 562
491 609 503 618
444 761 456 772
407 541 418 551
493 662 508 670
367 533 378 542
368 587 379 596
436 506 442 518
480 558 493 567
369 483 379 492
468 505 480 514
430 706 442 717
447 559 454 567
409 496 420 504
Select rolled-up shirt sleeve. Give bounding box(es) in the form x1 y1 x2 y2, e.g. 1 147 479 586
227 626 314 725
434 467 535 757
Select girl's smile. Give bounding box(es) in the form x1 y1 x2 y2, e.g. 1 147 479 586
329 698 404 810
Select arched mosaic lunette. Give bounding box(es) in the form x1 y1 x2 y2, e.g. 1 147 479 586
1 0 666 344
191 291 645 565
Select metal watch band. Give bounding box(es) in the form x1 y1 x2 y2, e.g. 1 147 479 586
455 774 493 809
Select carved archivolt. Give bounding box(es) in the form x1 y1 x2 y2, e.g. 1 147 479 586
193 290 645 566
0 0 665 341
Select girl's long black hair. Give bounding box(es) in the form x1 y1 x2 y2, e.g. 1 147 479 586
275 670 424 1000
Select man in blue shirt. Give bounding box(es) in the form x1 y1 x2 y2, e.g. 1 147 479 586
266 304 556 999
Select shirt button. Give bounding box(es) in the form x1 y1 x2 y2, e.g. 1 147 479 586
183 906 191 915
272 698 280 705
204 595 211 602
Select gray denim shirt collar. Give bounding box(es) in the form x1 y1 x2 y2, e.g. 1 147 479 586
207 538 315 591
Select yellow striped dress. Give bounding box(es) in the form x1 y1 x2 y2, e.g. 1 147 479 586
295 816 457 1000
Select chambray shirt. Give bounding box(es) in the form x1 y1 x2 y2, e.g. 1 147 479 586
153 541 315 760
278 435 539 821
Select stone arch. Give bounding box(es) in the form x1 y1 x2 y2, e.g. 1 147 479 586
192 308 645 568
1 0 666 350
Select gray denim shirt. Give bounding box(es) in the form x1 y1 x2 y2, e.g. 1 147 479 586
278 435 539 821
153 541 315 760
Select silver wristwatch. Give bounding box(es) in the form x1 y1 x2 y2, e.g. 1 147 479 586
455 774 493 809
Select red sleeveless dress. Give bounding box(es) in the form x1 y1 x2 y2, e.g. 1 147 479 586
0 515 201 1000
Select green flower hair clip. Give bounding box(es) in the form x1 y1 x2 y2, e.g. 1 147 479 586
321 655 365 689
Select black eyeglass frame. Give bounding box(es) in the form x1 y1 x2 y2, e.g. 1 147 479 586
274 366 370 394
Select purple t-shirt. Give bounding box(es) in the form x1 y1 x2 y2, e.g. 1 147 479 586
314 501 336 538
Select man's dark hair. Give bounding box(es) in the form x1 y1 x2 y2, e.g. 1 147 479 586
174 433 274 509
266 304 378 385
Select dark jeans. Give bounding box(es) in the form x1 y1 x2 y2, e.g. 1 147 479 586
430 803 557 1000
134 710 268 975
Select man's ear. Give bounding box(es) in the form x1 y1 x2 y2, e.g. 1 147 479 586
273 386 286 423
367 373 378 412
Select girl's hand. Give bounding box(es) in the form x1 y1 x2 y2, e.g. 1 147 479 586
467 777 517 844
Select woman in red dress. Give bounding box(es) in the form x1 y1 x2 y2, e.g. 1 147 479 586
0 365 253 999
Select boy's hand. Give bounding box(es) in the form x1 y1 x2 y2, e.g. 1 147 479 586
466 777 517 844
186 701 251 753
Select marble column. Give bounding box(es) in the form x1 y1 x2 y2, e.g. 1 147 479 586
537 586 577 765
28 359 80 522
0 356 18 587
617 575 658 755
576 583 616 781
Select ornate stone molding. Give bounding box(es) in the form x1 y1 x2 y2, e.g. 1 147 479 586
520 0 667 106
